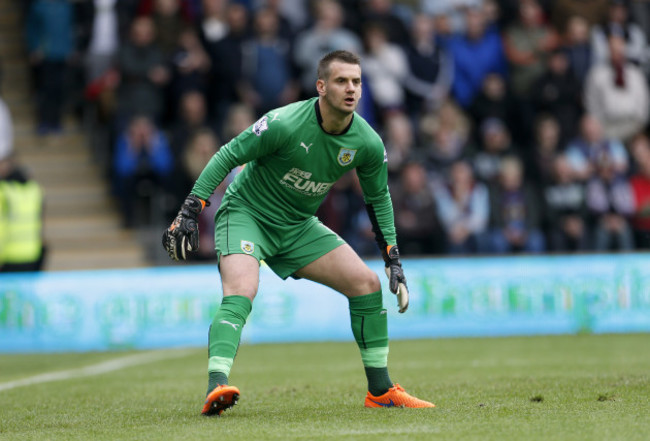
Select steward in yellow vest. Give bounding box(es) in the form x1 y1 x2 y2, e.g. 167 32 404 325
0 159 44 272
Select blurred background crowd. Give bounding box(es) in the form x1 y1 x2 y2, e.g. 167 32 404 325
7 0 650 264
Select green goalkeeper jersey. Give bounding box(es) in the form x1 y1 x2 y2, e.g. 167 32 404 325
191 97 396 247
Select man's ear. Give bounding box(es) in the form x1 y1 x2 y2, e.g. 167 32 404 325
316 79 326 96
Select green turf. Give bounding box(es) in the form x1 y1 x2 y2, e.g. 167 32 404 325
0 334 648 441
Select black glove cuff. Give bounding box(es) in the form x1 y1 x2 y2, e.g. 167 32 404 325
180 194 206 219
382 245 401 267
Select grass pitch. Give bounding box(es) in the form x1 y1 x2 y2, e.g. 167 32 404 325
0 334 648 441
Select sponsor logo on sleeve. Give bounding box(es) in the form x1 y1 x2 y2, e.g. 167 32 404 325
252 116 269 136
337 148 357 166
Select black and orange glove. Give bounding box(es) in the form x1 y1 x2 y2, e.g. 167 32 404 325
382 245 409 313
162 194 207 261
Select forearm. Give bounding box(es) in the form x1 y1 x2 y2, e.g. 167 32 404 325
191 149 238 200
365 196 397 249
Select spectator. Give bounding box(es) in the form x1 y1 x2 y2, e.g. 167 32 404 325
198 0 229 52
420 100 470 180
488 156 545 253
403 13 453 118
169 27 211 110
360 0 411 46
551 0 609 32
384 112 418 182
390 162 440 255
543 154 589 251
240 8 299 115
206 2 249 129
361 22 409 114
421 0 483 35
562 15 594 86
446 6 507 108
150 0 187 59
112 115 174 226
591 0 647 67
628 134 650 248
467 73 518 144
169 90 211 160
293 0 362 98
74 0 132 84
503 0 559 100
584 34 649 142
433 159 489 254
586 145 635 250
565 114 629 182
116 16 170 123
253 0 299 40
0 155 46 272
526 114 564 186
531 48 582 141
472 117 517 184
26 0 75 134
221 102 256 142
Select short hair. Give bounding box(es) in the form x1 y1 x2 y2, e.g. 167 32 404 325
317 50 361 80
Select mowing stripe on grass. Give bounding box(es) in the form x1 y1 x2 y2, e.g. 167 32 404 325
0 348 197 392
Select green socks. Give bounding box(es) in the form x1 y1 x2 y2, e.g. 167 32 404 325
349 290 393 396
207 295 252 393
207 292 392 397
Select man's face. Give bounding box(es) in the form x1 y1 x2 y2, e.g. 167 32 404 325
318 61 362 115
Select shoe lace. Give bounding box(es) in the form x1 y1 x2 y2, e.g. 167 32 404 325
392 383 405 393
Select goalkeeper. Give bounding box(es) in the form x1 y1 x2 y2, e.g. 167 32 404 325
163 50 435 416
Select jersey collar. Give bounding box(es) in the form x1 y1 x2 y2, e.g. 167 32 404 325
314 99 354 136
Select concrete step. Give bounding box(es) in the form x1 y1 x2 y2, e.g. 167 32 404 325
45 247 149 272
41 181 109 203
44 195 116 217
0 83 30 102
44 212 124 239
14 132 86 152
2 98 33 121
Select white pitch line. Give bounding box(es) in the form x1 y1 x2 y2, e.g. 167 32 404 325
0 348 197 392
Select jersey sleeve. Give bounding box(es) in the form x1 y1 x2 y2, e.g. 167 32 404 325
191 114 282 200
356 136 397 249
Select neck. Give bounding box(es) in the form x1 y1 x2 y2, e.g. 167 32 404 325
317 97 353 134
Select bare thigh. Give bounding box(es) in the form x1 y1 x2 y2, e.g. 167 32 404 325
219 254 260 301
293 244 381 298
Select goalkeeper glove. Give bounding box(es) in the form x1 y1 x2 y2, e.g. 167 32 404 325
162 194 207 261
382 245 409 313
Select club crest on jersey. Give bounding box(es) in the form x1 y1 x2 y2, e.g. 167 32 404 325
252 115 268 136
241 240 255 254
337 148 357 166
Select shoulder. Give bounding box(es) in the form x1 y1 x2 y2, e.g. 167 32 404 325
353 113 384 148
351 114 386 165
250 99 314 138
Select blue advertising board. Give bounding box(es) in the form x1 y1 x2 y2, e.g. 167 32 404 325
1 254 649 352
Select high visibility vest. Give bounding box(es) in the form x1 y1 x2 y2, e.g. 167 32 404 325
0 180 43 264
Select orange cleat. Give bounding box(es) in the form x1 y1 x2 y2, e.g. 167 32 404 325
364 384 435 408
201 385 240 416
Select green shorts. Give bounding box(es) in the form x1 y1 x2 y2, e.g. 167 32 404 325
214 198 346 279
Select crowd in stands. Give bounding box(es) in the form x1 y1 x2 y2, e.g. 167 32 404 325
20 0 650 258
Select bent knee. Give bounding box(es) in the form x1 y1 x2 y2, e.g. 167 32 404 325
351 270 381 296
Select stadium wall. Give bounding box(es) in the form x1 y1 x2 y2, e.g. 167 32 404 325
1 254 649 352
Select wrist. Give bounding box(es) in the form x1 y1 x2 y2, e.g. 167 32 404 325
183 194 207 217
382 245 400 266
